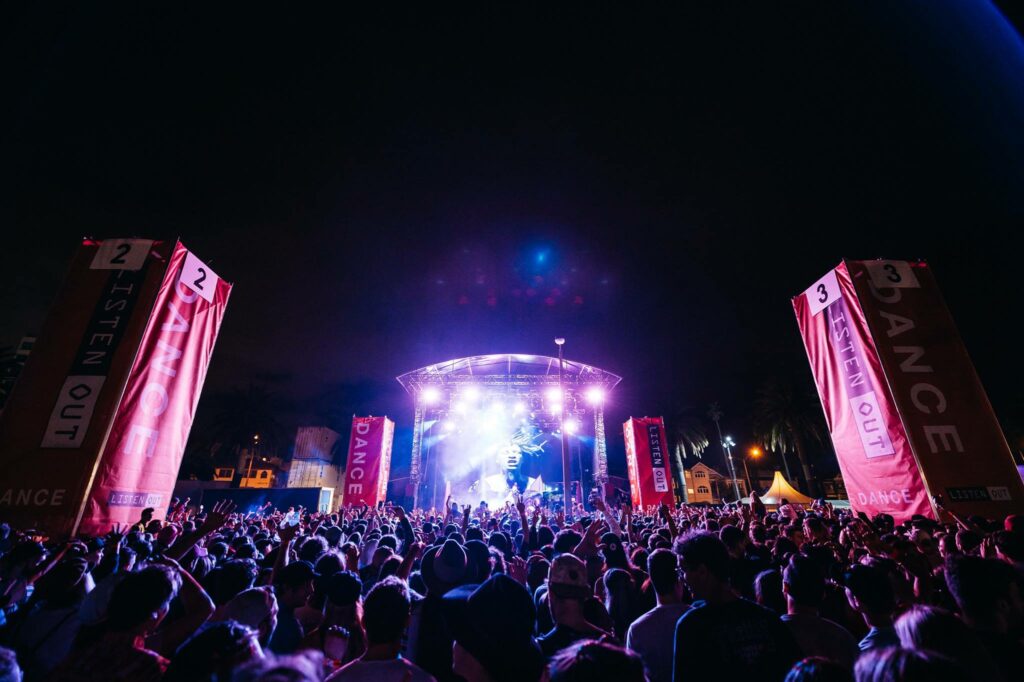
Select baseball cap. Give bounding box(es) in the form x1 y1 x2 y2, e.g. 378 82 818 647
548 554 591 600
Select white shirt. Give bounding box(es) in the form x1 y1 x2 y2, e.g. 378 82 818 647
626 602 691 682
326 657 436 682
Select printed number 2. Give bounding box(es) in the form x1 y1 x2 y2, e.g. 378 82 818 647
883 263 902 283
194 267 207 290
110 243 131 264
816 283 828 303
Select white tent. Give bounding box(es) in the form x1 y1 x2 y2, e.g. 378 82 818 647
757 470 813 506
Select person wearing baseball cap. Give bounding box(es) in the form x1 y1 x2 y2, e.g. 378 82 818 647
538 554 611 656
446 574 545 682
413 539 468 680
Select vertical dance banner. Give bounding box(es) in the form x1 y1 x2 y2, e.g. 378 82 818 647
794 260 1023 521
846 260 1024 519
0 239 173 537
78 242 232 534
343 416 395 506
623 417 674 509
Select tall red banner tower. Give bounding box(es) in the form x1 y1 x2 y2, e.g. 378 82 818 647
343 416 395 506
0 239 231 537
623 417 674 509
794 260 1023 521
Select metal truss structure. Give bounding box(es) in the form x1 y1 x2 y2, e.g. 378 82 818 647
397 354 622 507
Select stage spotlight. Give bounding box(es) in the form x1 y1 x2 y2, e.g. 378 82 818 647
564 419 578 434
513 401 526 415
454 401 467 414
548 402 562 415
443 420 456 432
463 386 480 401
490 400 505 412
545 387 562 402
421 387 441 405
585 387 605 405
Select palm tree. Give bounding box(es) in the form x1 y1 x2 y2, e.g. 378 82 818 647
201 383 290 463
669 406 710 494
753 377 825 496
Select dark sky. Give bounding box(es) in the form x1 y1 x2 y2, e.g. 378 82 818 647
3 3 1023 476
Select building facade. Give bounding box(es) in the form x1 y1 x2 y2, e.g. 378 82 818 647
682 462 748 504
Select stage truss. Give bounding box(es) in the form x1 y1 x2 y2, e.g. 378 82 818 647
397 354 622 507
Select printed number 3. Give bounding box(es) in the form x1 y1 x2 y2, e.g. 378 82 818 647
110 243 131 264
816 283 828 303
194 267 207 290
883 263 902 283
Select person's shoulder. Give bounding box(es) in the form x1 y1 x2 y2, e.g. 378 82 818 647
817 615 856 639
398 658 438 682
676 601 711 628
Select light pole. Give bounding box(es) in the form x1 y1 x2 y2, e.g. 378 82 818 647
556 337 572 509
722 435 740 501
743 446 762 495
708 405 741 502
245 433 259 487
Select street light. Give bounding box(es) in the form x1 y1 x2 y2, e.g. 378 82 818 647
246 433 260 486
555 337 571 508
722 435 741 501
743 446 762 495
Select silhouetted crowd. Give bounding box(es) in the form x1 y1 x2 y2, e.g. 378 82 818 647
0 492 1022 682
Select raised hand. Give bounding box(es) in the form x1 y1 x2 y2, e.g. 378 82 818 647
508 555 528 584
199 499 236 535
278 519 301 545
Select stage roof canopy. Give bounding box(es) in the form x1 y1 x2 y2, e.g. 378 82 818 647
397 354 622 396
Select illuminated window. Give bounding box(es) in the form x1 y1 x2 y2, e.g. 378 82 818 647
695 471 706 479
697 485 709 494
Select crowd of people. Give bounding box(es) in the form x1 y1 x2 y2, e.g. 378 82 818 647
0 491 1021 682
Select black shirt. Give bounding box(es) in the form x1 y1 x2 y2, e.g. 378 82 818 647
673 598 801 682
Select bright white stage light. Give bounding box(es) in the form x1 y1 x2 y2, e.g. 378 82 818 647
548 402 562 415
463 386 480 401
454 401 467 414
546 387 562 402
564 419 578 434
513 402 526 415
585 387 605 405
490 400 505 412
421 387 441 405
443 420 456 431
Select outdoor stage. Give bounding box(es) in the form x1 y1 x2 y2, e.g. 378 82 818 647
397 354 621 510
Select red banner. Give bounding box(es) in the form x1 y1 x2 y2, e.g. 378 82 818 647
847 260 1024 520
77 242 231 535
0 240 173 538
623 417 674 509
794 262 932 521
343 416 394 506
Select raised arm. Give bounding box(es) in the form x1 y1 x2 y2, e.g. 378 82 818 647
167 499 236 562
147 557 215 658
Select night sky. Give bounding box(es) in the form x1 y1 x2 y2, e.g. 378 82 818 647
3 3 1023 478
